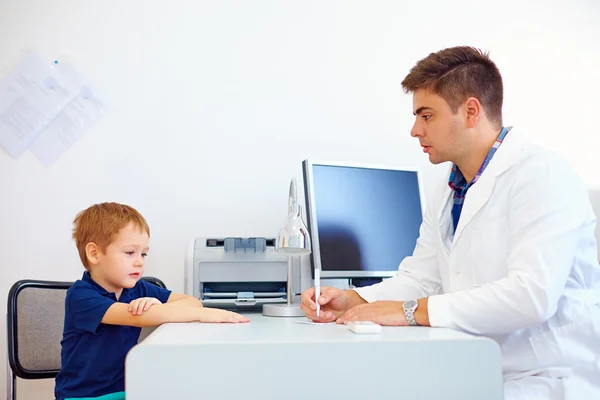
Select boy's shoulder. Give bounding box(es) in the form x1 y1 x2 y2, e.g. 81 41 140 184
65 277 96 299
69 277 94 290
65 273 171 305
66 274 106 301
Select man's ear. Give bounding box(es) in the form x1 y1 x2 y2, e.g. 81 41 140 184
464 97 481 128
85 242 101 266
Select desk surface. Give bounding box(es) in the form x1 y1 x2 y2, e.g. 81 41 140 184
142 313 487 345
128 313 503 400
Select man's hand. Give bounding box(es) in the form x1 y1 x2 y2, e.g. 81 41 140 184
337 301 408 326
129 297 162 315
300 286 366 323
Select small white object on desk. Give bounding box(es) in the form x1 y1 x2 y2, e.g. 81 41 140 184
347 320 381 334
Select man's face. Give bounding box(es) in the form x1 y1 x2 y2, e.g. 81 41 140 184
410 89 467 165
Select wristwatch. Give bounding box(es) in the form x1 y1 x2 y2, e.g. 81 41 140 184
402 300 419 326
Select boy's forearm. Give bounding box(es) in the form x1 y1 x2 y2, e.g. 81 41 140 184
102 302 203 328
170 296 204 307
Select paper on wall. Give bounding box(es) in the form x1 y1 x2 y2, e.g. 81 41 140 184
0 50 79 158
29 59 105 167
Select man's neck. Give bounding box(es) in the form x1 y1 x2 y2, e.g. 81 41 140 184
455 127 502 183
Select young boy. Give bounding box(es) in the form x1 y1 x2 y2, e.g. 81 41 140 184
55 202 249 400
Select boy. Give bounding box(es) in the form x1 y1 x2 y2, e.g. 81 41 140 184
55 202 249 400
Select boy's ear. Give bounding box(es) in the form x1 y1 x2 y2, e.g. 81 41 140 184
85 242 101 266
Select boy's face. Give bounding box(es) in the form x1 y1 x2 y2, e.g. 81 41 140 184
92 222 149 296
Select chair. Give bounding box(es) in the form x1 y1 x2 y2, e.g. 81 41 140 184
6 276 167 400
140 276 167 289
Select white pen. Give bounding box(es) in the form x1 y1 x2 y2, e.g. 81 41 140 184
314 268 321 317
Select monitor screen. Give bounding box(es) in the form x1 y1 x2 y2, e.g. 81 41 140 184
302 160 424 279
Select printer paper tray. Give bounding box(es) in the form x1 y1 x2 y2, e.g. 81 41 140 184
203 292 284 299
201 298 286 308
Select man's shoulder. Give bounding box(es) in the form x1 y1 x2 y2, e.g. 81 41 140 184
509 140 591 211
516 141 577 181
496 127 573 177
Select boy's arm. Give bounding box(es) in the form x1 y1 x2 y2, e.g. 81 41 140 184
167 292 203 307
101 302 246 327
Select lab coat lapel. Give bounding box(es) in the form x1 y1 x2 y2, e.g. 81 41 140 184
438 182 454 251
452 176 496 245
451 127 525 248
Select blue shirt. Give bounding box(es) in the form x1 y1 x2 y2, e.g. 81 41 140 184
55 272 172 400
448 127 510 233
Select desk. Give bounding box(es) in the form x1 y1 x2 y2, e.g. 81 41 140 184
126 314 503 399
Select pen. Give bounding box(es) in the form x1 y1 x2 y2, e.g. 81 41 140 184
314 268 321 317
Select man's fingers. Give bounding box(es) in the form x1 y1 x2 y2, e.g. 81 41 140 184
299 302 311 315
343 314 369 323
319 286 340 301
300 298 316 312
300 288 316 310
337 307 358 324
306 310 337 323
301 301 334 321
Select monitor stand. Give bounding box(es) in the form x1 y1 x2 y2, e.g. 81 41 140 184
350 278 383 288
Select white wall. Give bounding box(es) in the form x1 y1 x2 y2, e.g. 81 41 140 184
1 0 599 398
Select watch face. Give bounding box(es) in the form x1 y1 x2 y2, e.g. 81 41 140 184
404 300 417 310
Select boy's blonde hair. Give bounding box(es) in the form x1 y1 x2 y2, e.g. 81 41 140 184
72 202 150 270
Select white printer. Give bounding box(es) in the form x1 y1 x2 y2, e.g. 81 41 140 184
184 237 302 311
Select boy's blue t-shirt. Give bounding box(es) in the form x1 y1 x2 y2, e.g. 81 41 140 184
54 272 172 400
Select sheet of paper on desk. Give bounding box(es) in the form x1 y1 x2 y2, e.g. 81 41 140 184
294 320 336 326
29 59 104 166
0 50 79 158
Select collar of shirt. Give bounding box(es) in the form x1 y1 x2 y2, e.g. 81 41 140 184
448 126 511 194
81 271 133 302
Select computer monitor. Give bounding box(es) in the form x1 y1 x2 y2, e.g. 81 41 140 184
302 160 425 279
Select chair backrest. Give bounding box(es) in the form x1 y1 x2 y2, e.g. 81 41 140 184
6 276 167 380
7 280 72 379
141 276 167 289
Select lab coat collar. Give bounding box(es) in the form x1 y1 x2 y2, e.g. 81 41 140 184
441 126 526 248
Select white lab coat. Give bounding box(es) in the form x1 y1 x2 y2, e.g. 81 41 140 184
355 127 600 399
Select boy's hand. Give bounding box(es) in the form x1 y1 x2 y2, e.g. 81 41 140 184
129 297 162 315
198 308 250 323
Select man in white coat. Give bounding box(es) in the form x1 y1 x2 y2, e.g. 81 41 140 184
300 46 600 399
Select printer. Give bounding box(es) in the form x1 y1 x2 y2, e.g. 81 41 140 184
184 237 302 311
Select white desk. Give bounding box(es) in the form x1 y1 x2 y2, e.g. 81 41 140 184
126 314 503 399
